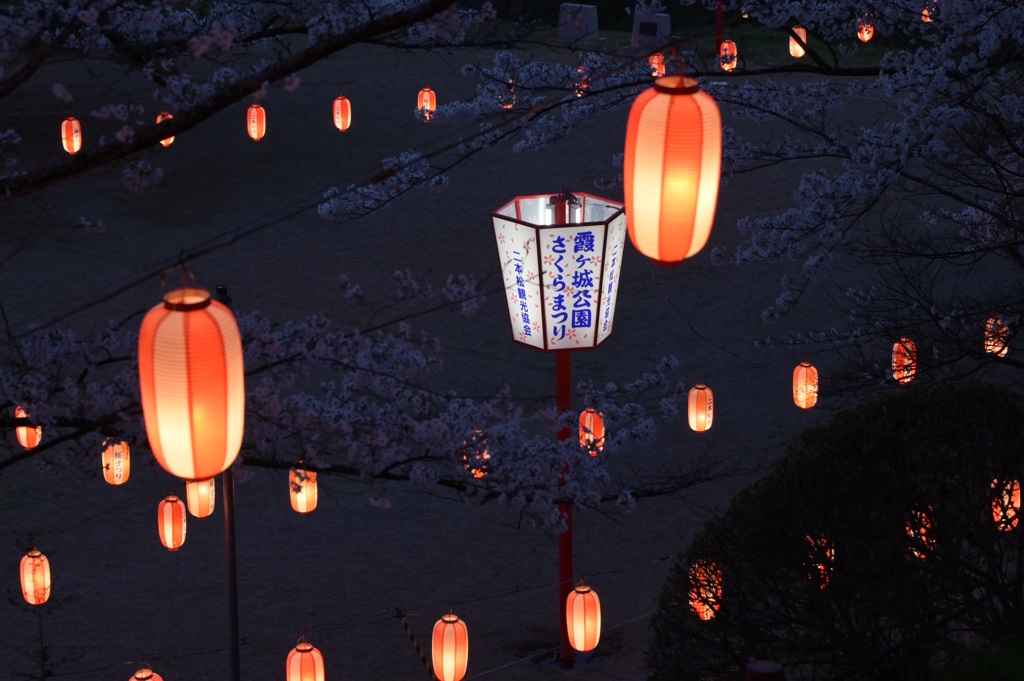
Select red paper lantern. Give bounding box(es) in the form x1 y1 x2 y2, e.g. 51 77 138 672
648 54 665 77
432 613 468 681
579 408 605 455
804 534 835 590
688 559 722 621
138 288 245 481
922 0 937 22
185 477 216 518
287 640 325 681
15 405 42 450
102 439 131 486
20 548 50 606
992 479 1021 532
984 316 1010 357
789 26 807 58
156 112 174 147
892 337 917 384
566 584 601 652
130 668 163 681
61 117 82 155
158 495 187 551
460 430 490 479
623 76 722 265
247 103 266 140
719 40 737 71
418 87 437 120
906 505 935 559
498 80 516 110
332 96 351 132
792 362 818 409
290 467 318 513
688 384 713 433
857 22 874 42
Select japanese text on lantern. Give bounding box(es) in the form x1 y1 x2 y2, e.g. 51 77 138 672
494 218 544 350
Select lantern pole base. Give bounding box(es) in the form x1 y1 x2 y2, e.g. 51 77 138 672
223 467 241 681
555 349 575 668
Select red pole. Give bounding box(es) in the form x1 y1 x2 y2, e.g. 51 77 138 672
555 348 574 667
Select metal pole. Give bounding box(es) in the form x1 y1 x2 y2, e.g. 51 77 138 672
556 348 574 667
223 467 241 681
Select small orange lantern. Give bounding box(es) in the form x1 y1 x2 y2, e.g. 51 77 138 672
566 584 601 652
418 87 437 120
15 405 42 450
185 477 216 518
61 116 82 155
992 479 1021 532
892 337 917 384
498 80 516 110
623 76 722 265
287 639 325 681
573 65 589 98
460 430 490 479
984 316 1010 358
432 613 468 681
130 668 163 681
332 95 351 132
155 112 174 147
579 408 605 455
688 559 722 621
789 26 807 58
138 288 245 481
290 467 318 513
158 495 187 551
792 362 818 409
804 534 835 590
922 0 937 22
20 548 50 606
719 40 737 72
102 439 131 486
247 103 266 140
857 22 874 42
906 505 935 559
648 54 665 77
688 384 714 433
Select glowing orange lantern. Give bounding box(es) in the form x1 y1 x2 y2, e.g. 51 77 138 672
290 467 318 513
566 584 601 652
498 80 516 110
287 639 325 681
61 116 82 155
857 22 874 42
984 316 1010 357
20 548 50 605
719 40 737 71
332 96 351 132
15 405 42 450
892 337 917 384
789 26 807 58
804 534 835 590
460 430 490 479
247 103 266 140
792 362 818 409
130 668 163 681
688 384 713 433
432 613 468 681
623 76 722 265
418 87 437 121
688 559 722 620
102 439 130 486
155 112 174 147
579 408 605 455
922 0 937 22
158 495 187 551
185 477 216 518
138 288 245 481
648 54 665 77
992 479 1021 532
573 65 589 98
906 505 935 559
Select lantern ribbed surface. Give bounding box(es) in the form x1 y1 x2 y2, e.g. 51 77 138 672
102 440 131 485
61 117 82 154
432 613 468 681
792 362 818 409
892 337 917 384
624 76 722 265
156 112 174 147
719 40 737 71
15 405 42 450
247 103 266 140
579 408 605 455
789 26 807 58
566 585 601 652
688 384 714 432
158 495 187 551
419 87 437 111
138 288 244 481
333 96 352 131
287 641 325 681
20 548 50 605
290 468 318 513
185 477 216 518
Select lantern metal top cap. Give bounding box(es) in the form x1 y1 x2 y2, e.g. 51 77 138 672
441 613 461 623
653 75 701 95
574 584 592 593
295 641 315 652
162 287 212 312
